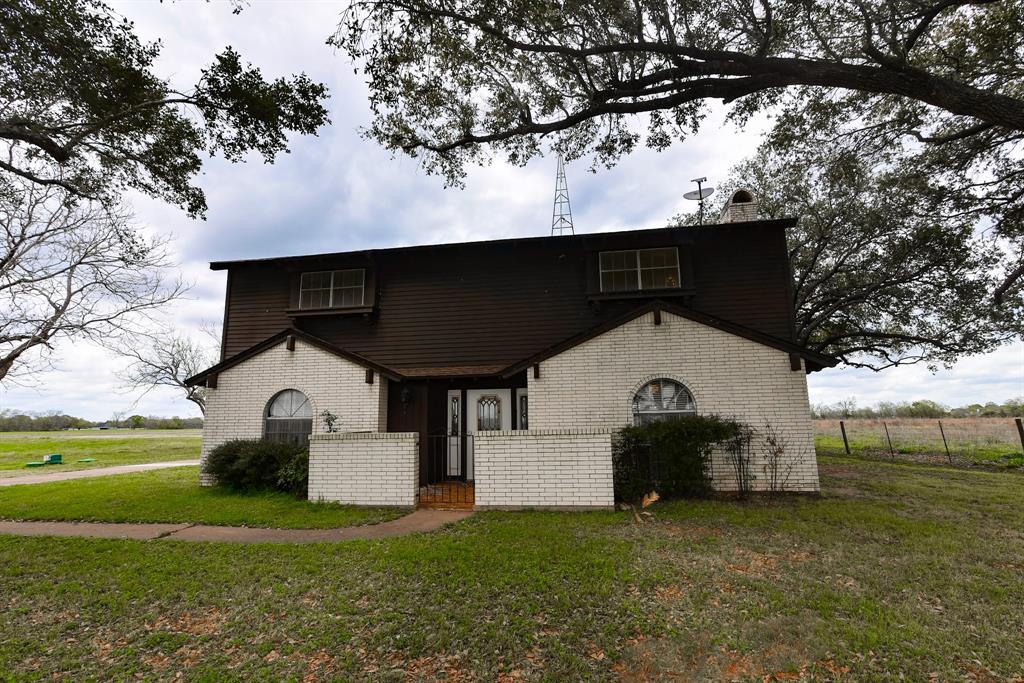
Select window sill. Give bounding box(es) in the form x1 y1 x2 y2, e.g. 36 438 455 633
286 306 375 318
587 288 694 302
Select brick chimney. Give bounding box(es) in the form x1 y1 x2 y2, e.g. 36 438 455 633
719 189 758 223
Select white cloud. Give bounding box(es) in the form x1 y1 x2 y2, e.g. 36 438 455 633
807 342 1024 408
2 1 1018 420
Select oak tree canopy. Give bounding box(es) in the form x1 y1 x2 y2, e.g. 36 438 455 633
1 0 330 217
333 0 1024 299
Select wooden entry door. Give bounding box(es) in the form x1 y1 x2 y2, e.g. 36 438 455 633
448 389 512 481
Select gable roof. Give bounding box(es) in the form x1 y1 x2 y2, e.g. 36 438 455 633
498 300 837 376
208 219 797 270
188 300 837 387
184 328 402 387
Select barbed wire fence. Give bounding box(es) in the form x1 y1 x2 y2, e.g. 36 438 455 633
815 418 1024 468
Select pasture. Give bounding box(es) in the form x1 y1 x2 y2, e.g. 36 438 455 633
814 417 1023 467
0 430 201 475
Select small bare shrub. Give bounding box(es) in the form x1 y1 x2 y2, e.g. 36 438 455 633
723 426 756 499
761 422 796 498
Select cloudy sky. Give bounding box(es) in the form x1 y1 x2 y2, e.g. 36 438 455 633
1 0 1021 420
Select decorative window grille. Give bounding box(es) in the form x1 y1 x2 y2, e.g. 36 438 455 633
449 395 460 436
477 395 501 431
299 269 365 309
599 248 680 293
264 389 314 445
518 394 529 430
632 379 696 425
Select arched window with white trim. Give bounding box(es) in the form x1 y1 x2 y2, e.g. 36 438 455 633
264 389 313 445
632 379 696 425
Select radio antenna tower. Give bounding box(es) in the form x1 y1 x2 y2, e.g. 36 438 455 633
550 154 574 235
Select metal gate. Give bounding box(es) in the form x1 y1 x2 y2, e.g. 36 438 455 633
420 434 475 508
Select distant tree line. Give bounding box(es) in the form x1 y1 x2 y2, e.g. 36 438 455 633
0 410 202 432
814 399 1023 420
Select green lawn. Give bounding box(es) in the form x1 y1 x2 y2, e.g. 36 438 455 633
0 430 201 474
0 466 403 529
1 455 1022 680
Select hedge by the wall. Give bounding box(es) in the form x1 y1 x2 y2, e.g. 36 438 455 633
613 416 749 501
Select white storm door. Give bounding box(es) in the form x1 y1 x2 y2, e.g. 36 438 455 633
465 389 512 481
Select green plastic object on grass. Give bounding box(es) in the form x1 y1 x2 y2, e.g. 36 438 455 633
43 454 62 465
25 462 45 468
77 457 96 463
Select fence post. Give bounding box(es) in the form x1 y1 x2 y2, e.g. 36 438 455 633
883 421 894 458
1016 418 1024 455
840 420 851 455
938 420 952 464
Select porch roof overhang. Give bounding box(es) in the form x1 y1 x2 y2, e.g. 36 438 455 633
187 301 837 389
498 300 838 377
184 328 403 387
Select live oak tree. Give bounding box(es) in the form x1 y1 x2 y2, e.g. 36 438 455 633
673 145 1021 369
0 181 184 384
332 0 1024 299
1 0 330 217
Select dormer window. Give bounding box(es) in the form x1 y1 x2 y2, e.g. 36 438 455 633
299 269 365 309
599 248 680 293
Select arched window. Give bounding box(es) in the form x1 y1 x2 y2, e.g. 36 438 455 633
632 379 696 425
264 389 313 445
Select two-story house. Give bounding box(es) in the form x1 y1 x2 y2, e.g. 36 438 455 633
186 191 835 509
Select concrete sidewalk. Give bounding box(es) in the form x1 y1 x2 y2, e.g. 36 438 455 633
0 460 200 486
0 509 474 543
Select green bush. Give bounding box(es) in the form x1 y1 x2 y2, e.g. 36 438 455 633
205 439 309 496
276 448 310 497
613 416 749 501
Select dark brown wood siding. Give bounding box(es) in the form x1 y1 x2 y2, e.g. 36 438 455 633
221 222 796 369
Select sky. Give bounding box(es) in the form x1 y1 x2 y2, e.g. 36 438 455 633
1 0 1021 421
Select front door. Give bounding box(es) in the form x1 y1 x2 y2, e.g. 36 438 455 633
454 389 512 481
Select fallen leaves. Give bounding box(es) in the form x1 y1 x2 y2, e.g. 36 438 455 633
726 551 780 575
146 608 225 637
654 584 685 601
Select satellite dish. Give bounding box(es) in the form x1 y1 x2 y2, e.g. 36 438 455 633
684 177 715 225
683 188 715 201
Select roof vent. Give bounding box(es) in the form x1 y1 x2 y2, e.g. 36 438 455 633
719 189 758 223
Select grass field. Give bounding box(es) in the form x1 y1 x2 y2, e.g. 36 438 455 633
1 456 1022 680
815 418 1023 467
0 429 201 475
0 466 402 529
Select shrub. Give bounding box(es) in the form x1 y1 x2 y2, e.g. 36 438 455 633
205 439 309 496
276 448 310 497
613 416 750 502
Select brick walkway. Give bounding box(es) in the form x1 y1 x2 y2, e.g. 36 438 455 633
0 460 200 486
0 509 474 544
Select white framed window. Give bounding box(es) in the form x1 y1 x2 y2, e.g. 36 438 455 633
599 248 680 293
632 379 696 425
299 269 365 309
264 389 314 445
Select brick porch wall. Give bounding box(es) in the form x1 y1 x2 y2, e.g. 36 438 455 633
474 429 614 509
527 311 820 492
308 432 418 506
199 338 385 484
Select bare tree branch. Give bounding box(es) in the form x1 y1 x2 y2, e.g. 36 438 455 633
0 180 186 384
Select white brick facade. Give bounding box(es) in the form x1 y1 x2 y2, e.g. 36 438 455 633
528 311 819 492
199 309 817 504
308 432 418 506
199 338 386 482
474 429 614 509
